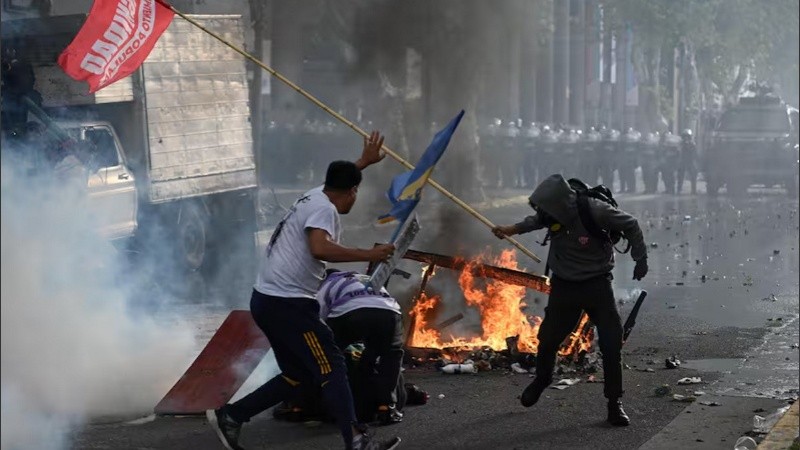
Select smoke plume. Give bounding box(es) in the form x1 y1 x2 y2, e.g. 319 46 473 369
0 156 195 449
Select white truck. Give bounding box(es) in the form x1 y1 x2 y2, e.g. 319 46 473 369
1 14 258 274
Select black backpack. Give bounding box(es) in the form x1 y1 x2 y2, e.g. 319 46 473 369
567 178 631 254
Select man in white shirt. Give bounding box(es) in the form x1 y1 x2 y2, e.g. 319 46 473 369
207 132 400 450
317 269 404 426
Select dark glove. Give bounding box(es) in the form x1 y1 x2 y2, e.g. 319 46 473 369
633 258 648 281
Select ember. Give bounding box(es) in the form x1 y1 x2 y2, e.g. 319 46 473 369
407 250 594 359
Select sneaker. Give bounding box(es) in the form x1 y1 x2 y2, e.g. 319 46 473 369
353 432 401 450
607 400 630 426
520 379 547 407
376 405 403 425
206 407 244 450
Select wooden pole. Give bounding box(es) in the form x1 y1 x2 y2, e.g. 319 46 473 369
156 0 542 264
404 263 436 347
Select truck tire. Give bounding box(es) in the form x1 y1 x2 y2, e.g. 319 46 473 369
176 201 209 272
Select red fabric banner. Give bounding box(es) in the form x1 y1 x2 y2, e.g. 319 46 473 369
57 0 174 93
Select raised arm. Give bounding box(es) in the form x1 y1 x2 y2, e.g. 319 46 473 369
354 130 386 171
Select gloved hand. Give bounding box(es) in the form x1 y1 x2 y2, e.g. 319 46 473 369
633 258 648 281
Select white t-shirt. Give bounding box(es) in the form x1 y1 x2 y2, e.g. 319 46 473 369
255 186 341 299
316 272 401 319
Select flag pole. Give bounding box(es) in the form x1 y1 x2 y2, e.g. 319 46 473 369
155 1 542 264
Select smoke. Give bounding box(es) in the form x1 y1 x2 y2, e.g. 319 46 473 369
0 156 195 449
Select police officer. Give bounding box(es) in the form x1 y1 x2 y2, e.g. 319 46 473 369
480 118 502 188
500 119 521 188
561 128 581 180
659 131 681 195
598 126 619 190
522 122 541 188
619 128 642 193
677 129 698 194
538 125 558 182
580 126 602 184
492 174 648 427
641 132 660 193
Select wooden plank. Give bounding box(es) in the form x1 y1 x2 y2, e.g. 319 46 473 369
403 249 551 294
154 310 270 415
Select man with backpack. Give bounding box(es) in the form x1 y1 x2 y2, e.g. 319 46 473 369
492 174 648 426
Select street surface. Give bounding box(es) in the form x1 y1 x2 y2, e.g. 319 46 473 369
74 184 799 450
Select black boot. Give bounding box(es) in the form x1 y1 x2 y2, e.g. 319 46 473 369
607 399 630 426
520 379 548 407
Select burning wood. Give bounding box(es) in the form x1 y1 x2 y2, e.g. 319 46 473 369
403 249 550 294
402 249 595 362
435 313 464 330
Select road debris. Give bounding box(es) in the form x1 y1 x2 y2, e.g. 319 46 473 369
677 377 703 385
672 394 697 403
510 362 529 374
699 401 721 406
654 385 671 397
440 363 477 374
551 378 581 390
665 356 681 369
753 405 790 433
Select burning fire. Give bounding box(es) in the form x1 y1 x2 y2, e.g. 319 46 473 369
408 249 594 358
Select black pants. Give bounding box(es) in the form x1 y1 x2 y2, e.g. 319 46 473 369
535 274 624 399
327 308 404 421
227 291 359 447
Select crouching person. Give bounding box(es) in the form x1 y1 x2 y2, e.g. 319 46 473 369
318 269 405 426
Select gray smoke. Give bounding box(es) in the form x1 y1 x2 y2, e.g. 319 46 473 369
0 156 195 449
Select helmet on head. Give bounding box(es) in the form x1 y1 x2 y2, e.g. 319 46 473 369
681 129 693 138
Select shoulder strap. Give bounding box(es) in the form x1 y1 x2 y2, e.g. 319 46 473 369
575 193 611 243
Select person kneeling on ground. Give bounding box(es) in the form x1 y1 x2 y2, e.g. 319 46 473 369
318 269 405 426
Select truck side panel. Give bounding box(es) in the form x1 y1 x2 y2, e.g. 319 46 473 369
142 15 256 204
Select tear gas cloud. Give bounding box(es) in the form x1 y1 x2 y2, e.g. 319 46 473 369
0 155 195 450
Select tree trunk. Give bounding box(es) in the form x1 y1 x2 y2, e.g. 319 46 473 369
569 0 586 128
552 0 570 125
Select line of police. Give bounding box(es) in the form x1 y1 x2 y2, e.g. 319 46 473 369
478 119 698 195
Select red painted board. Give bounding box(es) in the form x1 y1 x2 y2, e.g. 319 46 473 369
154 310 271 415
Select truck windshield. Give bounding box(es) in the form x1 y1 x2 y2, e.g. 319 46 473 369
718 108 791 133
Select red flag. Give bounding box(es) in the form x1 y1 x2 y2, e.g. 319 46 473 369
57 0 174 93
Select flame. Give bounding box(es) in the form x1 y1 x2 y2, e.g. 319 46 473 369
408 249 594 358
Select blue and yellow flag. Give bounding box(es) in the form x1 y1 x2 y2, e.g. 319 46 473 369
379 110 465 225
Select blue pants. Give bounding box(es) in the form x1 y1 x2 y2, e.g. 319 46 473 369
227 290 359 447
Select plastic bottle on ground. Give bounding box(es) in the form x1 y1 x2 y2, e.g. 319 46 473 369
733 436 757 450
440 363 477 374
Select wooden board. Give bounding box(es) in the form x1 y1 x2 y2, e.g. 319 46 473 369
403 248 551 294
154 310 270 415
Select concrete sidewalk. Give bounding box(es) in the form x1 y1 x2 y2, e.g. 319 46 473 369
758 401 799 450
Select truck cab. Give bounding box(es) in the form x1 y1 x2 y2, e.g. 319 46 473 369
61 121 138 240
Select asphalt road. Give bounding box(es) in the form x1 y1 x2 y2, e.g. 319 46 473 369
74 186 799 450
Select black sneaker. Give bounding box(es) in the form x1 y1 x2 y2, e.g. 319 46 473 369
206 407 245 450
354 433 401 450
607 400 630 426
520 379 547 407
376 405 404 425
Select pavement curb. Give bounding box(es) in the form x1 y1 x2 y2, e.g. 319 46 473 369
757 401 799 450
